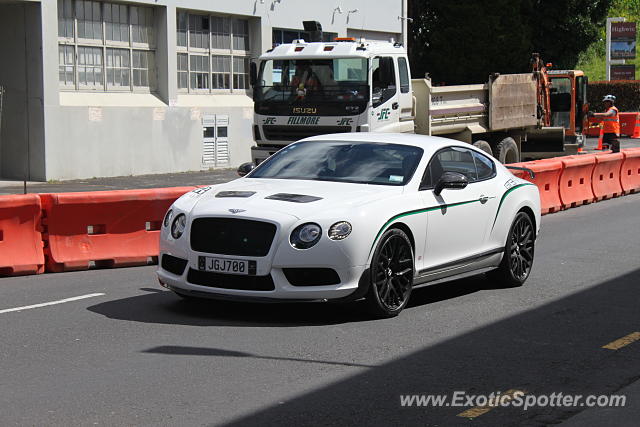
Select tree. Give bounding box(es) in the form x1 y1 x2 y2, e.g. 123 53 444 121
409 0 611 84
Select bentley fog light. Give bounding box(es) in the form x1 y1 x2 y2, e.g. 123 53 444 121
163 209 173 228
328 221 352 240
290 223 322 249
171 214 186 239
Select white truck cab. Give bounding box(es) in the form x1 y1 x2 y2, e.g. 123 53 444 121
252 38 414 164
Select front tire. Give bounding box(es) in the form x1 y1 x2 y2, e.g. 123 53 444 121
488 212 535 287
366 229 414 318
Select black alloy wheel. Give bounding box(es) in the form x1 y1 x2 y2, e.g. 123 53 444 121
366 228 414 317
489 211 535 287
509 213 534 280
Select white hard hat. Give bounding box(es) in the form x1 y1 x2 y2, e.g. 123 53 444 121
602 94 616 102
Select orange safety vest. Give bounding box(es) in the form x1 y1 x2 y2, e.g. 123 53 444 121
602 106 620 135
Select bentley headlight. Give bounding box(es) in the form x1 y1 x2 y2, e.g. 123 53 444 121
290 223 322 249
328 221 352 240
171 214 187 239
163 209 173 228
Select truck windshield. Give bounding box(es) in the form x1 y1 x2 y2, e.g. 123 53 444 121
248 140 423 186
550 77 572 129
255 58 369 103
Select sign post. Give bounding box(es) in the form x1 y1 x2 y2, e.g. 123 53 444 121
607 18 636 80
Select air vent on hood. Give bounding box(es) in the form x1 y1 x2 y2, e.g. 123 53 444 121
216 191 256 198
265 193 323 203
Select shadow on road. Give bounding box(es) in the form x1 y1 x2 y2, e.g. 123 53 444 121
142 345 375 368
87 276 491 327
209 268 640 426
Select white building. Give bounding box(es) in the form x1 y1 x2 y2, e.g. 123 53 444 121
0 0 407 181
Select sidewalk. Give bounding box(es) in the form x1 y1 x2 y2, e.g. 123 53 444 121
0 169 238 195
2 137 639 195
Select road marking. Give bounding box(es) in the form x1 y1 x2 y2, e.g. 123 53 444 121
457 389 526 418
602 332 640 350
0 293 105 314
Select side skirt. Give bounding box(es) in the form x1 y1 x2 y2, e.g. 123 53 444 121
414 249 504 286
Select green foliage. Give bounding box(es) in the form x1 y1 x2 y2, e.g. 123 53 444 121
576 0 640 81
588 81 640 111
409 0 611 84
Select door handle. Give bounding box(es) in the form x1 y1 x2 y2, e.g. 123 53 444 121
392 102 399 110
479 195 490 204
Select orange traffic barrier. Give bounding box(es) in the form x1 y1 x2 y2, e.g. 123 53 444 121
509 160 563 215
0 194 45 276
619 112 640 138
591 153 624 201
40 187 194 272
621 147 640 194
558 155 596 209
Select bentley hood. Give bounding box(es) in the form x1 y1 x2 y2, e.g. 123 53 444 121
182 178 404 220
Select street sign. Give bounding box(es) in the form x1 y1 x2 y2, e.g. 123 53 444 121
610 64 636 80
611 22 636 59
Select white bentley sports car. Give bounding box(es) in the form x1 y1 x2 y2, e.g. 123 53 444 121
157 133 540 317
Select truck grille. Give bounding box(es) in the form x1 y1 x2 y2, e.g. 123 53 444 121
262 125 351 141
190 218 277 257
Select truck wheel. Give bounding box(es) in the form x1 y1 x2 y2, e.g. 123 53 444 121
496 137 519 164
473 140 493 156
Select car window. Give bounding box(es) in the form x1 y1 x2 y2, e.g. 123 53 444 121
397 57 410 93
250 140 423 186
437 147 477 181
421 147 478 189
472 150 496 181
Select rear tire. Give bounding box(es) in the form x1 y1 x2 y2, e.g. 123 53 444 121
366 229 414 318
488 212 535 288
473 140 493 156
496 137 519 164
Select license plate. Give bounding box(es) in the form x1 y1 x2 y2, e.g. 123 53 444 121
198 256 256 275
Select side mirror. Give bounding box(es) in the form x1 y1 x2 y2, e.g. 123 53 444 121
237 162 255 177
250 62 258 87
434 172 468 196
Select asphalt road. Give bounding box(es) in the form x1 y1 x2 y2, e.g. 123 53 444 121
1 194 639 426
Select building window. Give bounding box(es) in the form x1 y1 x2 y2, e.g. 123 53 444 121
132 50 154 88
177 11 250 93
190 55 210 90
131 6 153 44
177 53 188 89
211 16 231 50
57 0 156 92
212 55 230 89
77 0 102 40
233 57 249 90
78 46 103 87
232 19 249 51
104 3 129 43
58 0 74 39
106 48 130 88
59 45 76 86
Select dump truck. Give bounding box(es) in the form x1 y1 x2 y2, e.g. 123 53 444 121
250 31 588 164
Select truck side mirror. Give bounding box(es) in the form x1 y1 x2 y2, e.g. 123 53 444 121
250 62 258 87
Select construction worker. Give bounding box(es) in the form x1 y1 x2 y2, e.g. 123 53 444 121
589 95 620 153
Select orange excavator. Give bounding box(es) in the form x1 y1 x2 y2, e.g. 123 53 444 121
531 53 589 148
